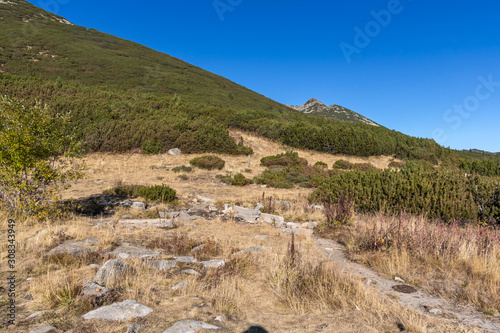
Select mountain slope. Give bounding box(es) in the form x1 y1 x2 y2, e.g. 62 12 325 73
288 98 380 126
0 0 289 112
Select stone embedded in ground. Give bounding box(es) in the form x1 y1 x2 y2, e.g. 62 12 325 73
82 299 152 321
175 256 197 263
29 326 60 333
234 208 261 224
200 259 227 269
162 319 220 332
109 245 161 259
196 195 215 203
259 213 285 225
429 308 443 315
121 214 133 219
118 219 174 229
81 280 109 297
190 244 206 253
146 260 177 271
214 315 225 322
168 148 181 156
394 276 405 283
392 285 417 294
181 269 201 276
126 323 145 333
26 311 46 320
93 259 129 286
286 222 301 229
232 247 263 256
172 282 188 290
172 211 195 223
120 201 146 210
46 238 99 256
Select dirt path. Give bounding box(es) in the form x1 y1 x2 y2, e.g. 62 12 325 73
314 237 500 333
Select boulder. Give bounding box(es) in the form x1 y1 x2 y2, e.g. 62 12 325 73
81 280 109 297
46 238 99 256
259 213 284 225
163 319 220 333
234 208 261 224
82 300 152 321
109 245 160 259
172 282 188 290
200 259 227 269
168 148 181 156
175 256 197 263
120 201 146 210
93 259 129 286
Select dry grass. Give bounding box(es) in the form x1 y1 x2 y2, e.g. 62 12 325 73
336 213 500 315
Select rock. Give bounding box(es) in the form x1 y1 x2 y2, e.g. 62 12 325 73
234 208 261 224
82 300 152 321
259 213 284 225
118 219 174 229
126 323 145 333
394 276 405 283
29 326 60 333
46 238 99 256
172 282 188 290
168 148 181 156
429 308 443 315
82 280 109 297
175 256 197 263
214 316 225 322
232 247 263 256
196 195 215 203
208 205 219 212
93 259 129 286
494 313 500 318
286 222 301 229
190 244 206 253
254 235 268 240
162 319 220 332
365 278 373 286
146 260 177 271
306 221 318 229
222 204 234 214
255 203 265 210
26 311 46 320
181 269 201 276
172 211 195 223
120 201 146 210
110 245 161 259
121 214 133 219
200 259 226 269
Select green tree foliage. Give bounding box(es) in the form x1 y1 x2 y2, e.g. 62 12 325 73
0 96 84 218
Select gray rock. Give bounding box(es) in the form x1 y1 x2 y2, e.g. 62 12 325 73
29 326 59 333
190 244 206 253
175 256 197 263
110 245 160 259
118 219 173 229
255 203 264 210
254 235 268 240
93 259 129 286
173 211 195 223
232 247 263 256
168 148 181 156
82 280 109 297
172 282 188 290
196 195 215 203
259 213 284 225
121 214 133 219
214 315 225 322
200 259 227 269
126 323 145 333
208 205 219 212
234 208 261 224
46 238 99 256
146 260 177 271
286 222 301 229
83 300 152 321
120 201 146 210
26 311 46 320
181 269 201 276
429 308 443 315
162 319 220 332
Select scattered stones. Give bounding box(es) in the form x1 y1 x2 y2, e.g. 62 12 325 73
81 280 109 297
46 238 99 256
208 205 219 212
109 245 160 259
175 256 197 263
126 323 145 333
232 247 263 256
259 213 284 225
200 259 227 269
181 269 201 276
26 311 46 320
394 277 405 283
146 260 177 271
162 319 220 332
168 148 181 156
93 259 129 286
234 208 261 224
83 300 152 321
29 326 60 333
392 284 417 294
172 282 188 290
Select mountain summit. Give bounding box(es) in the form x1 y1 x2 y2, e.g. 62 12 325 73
288 98 379 126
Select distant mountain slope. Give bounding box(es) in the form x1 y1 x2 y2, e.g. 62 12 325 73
288 98 380 126
0 0 290 112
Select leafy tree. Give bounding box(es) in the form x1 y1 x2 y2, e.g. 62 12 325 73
0 96 84 218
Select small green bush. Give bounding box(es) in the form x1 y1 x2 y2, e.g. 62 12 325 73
137 184 176 202
172 165 193 173
314 161 328 169
388 160 405 169
141 139 164 154
104 185 144 197
190 155 225 170
231 173 252 186
177 174 188 181
216 174 232 185
261 151 308 167
333 159 353 170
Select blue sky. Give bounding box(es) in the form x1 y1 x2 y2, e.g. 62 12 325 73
28 0 500 152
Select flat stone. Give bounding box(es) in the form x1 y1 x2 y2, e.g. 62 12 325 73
126 323 145 333
83 299 152 321
200 259 227 269
146 260 177 271
162 319 220 333
172 282 188 290
93 259 129 286
190 244 206 253
82 280 109 297
232 247 263 256
172 211 195 223
181 269 201 276
109 245 160 259
286 222 301 229
26 311 46 320
196 195 215 203
234 208 261 224
120 201 146 210
118 219 172 229
29 326 60 333
394 276 405 283
259 213 284 225
175 256 197 263
46 239 99 256
168 148 181 156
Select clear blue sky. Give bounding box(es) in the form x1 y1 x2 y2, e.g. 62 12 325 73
28 0 500 152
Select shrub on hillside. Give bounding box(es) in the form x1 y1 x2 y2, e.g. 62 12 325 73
190 155 225 170
260 150 307 167
172 165 193 173
314 161 328 169
141 139 164 154
231 173 252 186
333 159 354 170
104 185 144 197
137 184 176 203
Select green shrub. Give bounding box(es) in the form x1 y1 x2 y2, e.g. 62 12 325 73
273 181 294 189
261 151 307 167
353 163 376 171
190 155 225 170
231 173 252 186
216 174 233 185
137 184 176 203
177 174 188 181
333 159 353 170
172 165 193 173
104 185 144 197
314 161 328 169
388 160 405 169
141 139 164 154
